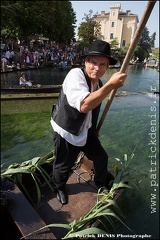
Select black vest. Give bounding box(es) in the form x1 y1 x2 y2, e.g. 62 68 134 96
52 68 103 136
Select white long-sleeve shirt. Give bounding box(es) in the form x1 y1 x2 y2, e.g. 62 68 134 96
50 68 93 146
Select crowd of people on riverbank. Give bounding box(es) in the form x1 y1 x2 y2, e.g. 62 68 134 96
1 40 85 72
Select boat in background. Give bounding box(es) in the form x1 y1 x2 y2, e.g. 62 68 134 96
1 84 62 94
109 61 121 69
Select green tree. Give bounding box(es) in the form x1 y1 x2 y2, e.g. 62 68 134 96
131 26 158 61
149 32 156 48
1 1 76 44
134 45 148 62
77 10 101 46
115 47 128 63
109 38 119 49
152 48 159 60
137 27 152 56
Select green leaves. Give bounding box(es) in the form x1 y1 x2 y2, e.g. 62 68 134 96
3 148 146 239
1 150 55 207
1 167 32 176
1 1 76 43
19 153 133 239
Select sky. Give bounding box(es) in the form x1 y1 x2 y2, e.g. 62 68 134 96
71 1 159 47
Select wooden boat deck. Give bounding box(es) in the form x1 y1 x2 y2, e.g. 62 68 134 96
7 186 55 239
6 157 124 239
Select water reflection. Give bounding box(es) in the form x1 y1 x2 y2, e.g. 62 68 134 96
1 67 69 86
101 64 159 93
1 64 159 93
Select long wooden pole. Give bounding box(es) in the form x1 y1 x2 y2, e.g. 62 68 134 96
96 0 156 133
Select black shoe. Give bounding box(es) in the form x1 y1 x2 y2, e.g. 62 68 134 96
57 190 67 205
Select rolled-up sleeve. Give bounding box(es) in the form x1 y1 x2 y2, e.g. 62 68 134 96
63 68 90 111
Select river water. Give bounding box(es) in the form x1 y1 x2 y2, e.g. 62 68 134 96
1 64 159 238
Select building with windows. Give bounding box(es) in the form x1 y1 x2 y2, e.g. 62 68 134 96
95 3 139 48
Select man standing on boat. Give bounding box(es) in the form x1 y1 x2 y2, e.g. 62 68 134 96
51 40 127 204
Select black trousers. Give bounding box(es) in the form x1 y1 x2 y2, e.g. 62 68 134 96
53 128 109 190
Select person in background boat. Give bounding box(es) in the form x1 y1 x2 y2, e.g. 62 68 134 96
114 60 121 68
19 72 32 87
51 40 127 204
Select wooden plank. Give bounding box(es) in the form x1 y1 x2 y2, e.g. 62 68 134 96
7 186 56 239
37 170 98 239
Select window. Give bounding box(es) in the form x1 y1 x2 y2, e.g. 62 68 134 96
112 12 115 16
110 33 114 39
111 22 114 27
122 40 126 47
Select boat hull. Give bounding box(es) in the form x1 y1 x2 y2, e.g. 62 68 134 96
1 84 62 94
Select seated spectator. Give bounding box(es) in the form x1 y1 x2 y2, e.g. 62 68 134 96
19 72 32 87
16 63 21 70
11 61 16 69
